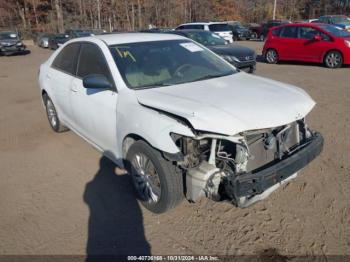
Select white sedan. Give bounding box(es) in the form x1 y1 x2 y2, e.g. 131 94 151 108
38 33 323 213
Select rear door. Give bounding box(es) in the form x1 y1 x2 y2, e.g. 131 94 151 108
48 43 80 125
70 42 118 152
277 25 300 60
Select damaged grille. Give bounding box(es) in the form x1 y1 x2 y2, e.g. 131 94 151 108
244 122 300 173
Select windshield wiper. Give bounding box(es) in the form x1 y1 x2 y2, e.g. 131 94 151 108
190 72 233 83
133 81 173 90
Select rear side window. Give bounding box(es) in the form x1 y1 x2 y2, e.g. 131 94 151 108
208 24 230 32
52 43 80 75
77 43 112 80
272 28 282 36
280 26 298 38
183 24 204 30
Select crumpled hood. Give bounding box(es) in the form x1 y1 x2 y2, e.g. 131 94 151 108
136 73 316 135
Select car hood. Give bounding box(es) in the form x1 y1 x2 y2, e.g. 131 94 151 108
335 22 350 27
135 73 315 136
209 44 255 57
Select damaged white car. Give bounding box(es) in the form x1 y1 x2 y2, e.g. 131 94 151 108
38 33 324 213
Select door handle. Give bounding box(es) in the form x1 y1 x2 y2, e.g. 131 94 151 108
46 74 51 80
71 84 78 92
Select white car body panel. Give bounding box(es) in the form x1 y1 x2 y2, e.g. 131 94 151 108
38 33 316 168
136 73 315 136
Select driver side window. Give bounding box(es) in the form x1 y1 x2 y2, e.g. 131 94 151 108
77 43 112 82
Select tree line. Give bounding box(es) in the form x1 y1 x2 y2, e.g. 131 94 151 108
0 0 349 36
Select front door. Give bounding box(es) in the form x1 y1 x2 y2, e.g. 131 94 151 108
70 43 118 154
297 26 333 62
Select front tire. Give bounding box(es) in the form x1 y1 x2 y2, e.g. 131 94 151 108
44 95 69 132
324 51 343 69
265 49 279 64
126 140 184 214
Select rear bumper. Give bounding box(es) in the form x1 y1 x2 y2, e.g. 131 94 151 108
231 132 324 206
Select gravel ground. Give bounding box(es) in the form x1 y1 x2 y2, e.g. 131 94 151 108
0 42 349 258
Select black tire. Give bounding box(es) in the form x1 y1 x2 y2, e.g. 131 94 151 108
260 34 265 42
324 50 343 69
251 32 258 39
126 140 184 214
43 94 69 132
265 49 279 64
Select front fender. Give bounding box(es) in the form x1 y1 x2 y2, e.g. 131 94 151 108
116 90 195 158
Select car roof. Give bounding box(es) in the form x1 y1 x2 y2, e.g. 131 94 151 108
179 22 228 26
273 22 325 28
93 33 186 45
174 29 211 33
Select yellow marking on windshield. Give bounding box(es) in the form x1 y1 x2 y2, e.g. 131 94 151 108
115 47 136 62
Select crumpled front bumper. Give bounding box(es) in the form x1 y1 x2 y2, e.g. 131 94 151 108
230 132 324 207
0 45 26 55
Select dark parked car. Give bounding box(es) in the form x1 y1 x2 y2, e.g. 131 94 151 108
48 34 70 50
0 31 26 56
317 15 350 31
260 20 291 41
65 29 94 39
248 23 262 39
228 24 252 41
168 30 256 73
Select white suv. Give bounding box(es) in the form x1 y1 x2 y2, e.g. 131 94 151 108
176 22 233 43
38 33 323 214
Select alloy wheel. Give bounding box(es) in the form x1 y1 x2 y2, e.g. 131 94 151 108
266 49 278 64
325 52 342 68
131 153 161 203
46 99 58 128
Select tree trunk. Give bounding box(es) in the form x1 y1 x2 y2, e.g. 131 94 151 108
32 0 39 29
54 0 64 33
137 0 142 29
16 0 27 31
97 0 101 29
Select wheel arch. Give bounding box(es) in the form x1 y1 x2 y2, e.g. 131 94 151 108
122 133 146 158
323 49 344 62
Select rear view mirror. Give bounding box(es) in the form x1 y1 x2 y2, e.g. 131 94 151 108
83 74 113 90
314 35 321 41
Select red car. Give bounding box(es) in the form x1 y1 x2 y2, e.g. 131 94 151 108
263 23 350 68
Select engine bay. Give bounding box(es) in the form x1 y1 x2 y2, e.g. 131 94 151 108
170 119 318 206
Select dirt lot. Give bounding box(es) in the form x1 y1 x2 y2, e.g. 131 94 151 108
0 42 349 258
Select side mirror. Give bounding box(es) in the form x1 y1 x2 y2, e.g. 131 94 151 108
314 35 321 41
83 74 113 90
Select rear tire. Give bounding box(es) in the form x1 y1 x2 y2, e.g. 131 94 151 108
324 51 343 69
43 95 69 133
265 49 279 64
126 140 184 214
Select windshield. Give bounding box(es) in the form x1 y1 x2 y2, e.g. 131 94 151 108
185 32 226 46
208 24 230 32
55 34 69 39
332 15 350 23
0 32 18 40
320 25 350 37
110 40 235 89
